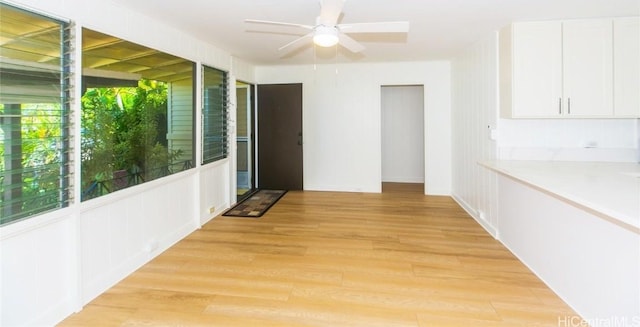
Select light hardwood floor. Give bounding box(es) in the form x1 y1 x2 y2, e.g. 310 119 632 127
60 184 577 326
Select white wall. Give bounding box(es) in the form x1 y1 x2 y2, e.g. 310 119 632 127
232 58 257 85
381 85 425 183
451 33 500 235
0 1 247 326
255 61 451 195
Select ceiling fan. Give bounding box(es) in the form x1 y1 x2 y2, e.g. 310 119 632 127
245 0 410 53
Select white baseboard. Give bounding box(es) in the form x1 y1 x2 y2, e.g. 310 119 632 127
451 194 498 238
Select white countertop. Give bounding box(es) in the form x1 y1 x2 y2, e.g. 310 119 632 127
481 160 640 233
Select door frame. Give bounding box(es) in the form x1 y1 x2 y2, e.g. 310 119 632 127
380 84 425 191
235 81 256 201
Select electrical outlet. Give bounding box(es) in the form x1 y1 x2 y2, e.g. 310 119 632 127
489 128 499 141
144 239 159 253
209 206 216 214
478 210 486 220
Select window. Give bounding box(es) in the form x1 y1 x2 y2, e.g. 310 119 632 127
0 4 71 226
81 29 195 200
202 65 229 164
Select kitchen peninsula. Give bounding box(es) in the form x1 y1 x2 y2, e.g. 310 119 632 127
482 160 640 323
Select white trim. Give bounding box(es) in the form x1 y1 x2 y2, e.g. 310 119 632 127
71 22 84 314
195 62 203 167
77 169 198 214
228 73 238 204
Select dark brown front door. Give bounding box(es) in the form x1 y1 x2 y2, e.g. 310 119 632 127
257 83 303 190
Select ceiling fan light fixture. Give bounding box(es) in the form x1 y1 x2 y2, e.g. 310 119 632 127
313 25 339 47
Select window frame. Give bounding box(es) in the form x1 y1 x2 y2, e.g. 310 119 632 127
201 65 229 165
0 3 72 226
79 28 196 201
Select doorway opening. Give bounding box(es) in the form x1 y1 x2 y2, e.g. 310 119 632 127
236 81 255 200
381 85 425 193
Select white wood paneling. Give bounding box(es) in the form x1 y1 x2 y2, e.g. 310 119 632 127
200 160 231 225
637 119 640 163
451 32 499 235
79 173 198 304
381 85 425 183
232 57 256 84
0 215 76 326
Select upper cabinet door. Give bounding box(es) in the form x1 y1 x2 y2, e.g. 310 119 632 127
613 17 640 117
512 21 563 117
562 19 613 117
501 17 637 119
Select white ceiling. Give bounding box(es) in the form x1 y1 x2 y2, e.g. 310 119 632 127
110 0 639 65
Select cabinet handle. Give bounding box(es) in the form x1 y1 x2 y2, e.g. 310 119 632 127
558 98 562 114
567 98 571 114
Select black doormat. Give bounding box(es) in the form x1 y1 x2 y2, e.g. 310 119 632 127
222 189 287 218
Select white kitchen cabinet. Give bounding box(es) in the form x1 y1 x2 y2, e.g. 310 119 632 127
613 17 640 117
562 19 613 117
506 21 563 117
501 19 618 118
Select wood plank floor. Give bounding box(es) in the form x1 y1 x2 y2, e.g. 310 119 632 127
60 185 578 326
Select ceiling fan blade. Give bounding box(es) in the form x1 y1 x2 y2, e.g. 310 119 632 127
279 32 314 51
338 21 410 33
319 0 345 26
338 33 365 53
245 19 313 30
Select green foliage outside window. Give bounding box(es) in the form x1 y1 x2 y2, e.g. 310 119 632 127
81 79 183 200
0 103 64 223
